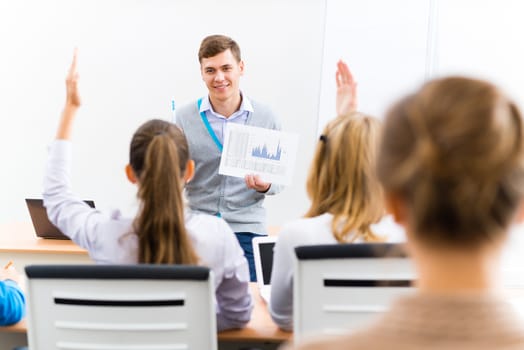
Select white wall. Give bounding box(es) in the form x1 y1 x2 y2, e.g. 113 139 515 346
0 0 325 226
435 0 524 106
434 0 524 282
318 0 432 131
2 0 524 232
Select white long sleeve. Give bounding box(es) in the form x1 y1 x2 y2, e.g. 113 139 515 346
269 213 405 331
43 140 253 330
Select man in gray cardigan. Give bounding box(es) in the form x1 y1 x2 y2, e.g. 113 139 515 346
176 34 282 281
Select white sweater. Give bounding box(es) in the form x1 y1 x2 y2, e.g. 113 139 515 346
43 140 253 331
269 213 405 331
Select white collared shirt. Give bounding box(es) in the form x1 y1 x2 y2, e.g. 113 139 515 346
199 92 254 143
43 140 253 331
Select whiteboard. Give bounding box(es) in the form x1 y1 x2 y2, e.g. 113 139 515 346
435 0 524 106
0 0 326 226
317 0 432 132
2 0 524 232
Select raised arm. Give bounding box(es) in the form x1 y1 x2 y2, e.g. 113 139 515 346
335 59 357 116
57 49 81 140
44 49 107 252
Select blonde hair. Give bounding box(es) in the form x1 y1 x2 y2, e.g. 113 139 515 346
306 112 385 242
130 119 199 264
377 77 524 248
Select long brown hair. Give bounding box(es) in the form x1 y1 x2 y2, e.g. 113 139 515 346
377 77 524 248
306 113 385 242
129 119 198 264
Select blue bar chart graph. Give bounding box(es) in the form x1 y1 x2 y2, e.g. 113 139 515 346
251 142 282 161
219 124 299 185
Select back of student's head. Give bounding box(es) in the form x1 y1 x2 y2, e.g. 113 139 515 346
198 34 241 63
306 113 385 242
378 77 524 248
129 119 198 264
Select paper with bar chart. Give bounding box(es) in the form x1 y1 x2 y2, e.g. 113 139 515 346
219 123 299 185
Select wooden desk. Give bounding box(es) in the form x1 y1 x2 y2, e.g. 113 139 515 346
0 223 291 349
0 321 26 334
0 223 280 267
0 222 92 268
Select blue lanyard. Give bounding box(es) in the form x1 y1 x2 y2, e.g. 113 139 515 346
197 98 223 218
197 98 223 152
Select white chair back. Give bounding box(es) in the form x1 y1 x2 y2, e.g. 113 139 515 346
25 264 217 350
293 243 415 342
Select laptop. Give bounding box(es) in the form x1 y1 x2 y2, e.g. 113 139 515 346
252 235 277 303
25 198 95 240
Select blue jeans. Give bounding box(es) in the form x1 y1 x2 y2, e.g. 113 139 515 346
235 232 264 282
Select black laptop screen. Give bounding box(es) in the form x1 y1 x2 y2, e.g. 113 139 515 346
259 242 276 285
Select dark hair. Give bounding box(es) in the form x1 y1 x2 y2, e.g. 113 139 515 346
198 34 241 63
129 119 198 264
377 77 524 248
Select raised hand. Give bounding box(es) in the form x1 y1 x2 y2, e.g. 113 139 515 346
65 48 81 108
335 59 357 116
57 48 81 140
